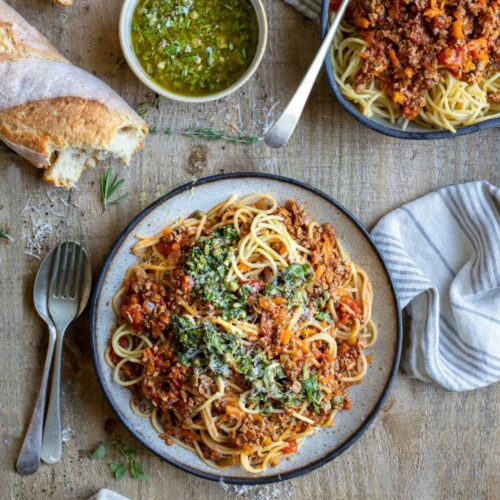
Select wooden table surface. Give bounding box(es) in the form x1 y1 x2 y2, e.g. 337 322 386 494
1 0 498 499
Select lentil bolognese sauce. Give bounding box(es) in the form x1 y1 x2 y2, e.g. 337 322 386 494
331 0 500 132
105 195 377 473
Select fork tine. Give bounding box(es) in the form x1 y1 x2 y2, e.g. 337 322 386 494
56 243 70 297
63 242 77 298
49 243 62 298
71 245 84 299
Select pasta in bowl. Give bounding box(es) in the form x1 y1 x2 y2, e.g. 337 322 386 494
322 0 500 138
90 173 401 483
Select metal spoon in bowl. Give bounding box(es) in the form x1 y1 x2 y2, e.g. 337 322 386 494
264 0 350 148
40 241 91 465
15 243 90 473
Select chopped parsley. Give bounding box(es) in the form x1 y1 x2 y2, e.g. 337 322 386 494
264 262 314 305
185 225 248 319
171 315 303 411
314 311 331 323
301 366 323 413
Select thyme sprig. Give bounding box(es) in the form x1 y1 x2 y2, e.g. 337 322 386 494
90 440 149 481
100 167 128 212
150 126 261 145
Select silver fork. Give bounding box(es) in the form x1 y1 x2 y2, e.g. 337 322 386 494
40 242 90 464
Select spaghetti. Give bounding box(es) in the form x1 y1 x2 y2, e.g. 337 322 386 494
106 195 377 473
331 0 500 133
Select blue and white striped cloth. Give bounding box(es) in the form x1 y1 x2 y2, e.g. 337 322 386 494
284 0 322 23
372 182 500 391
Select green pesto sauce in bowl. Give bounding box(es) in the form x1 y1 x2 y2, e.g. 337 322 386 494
131 0 259 97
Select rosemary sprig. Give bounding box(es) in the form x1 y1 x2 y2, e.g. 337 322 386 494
100 167 128 212
149 126 261 145
90 440 149 481
137 93 162 119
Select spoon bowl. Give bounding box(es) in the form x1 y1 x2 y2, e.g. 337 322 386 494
16 245 91 474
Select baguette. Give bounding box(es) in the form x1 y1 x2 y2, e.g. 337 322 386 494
0 0 148 187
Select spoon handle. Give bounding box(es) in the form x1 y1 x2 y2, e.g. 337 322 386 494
264 0 350 148
40 328 65 464
16 324 57 474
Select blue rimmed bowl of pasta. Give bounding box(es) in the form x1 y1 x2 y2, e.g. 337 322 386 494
321 0 500 139
90 173 402 484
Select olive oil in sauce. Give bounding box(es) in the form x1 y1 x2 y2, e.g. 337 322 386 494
132 0 259 97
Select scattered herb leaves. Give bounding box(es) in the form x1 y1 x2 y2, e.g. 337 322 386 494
100 168 128 212
109 462 128 480
90 442 108 460
90 439 149 481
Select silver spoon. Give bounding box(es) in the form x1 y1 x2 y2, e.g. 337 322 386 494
16 244 91 473
264 0 350 148
39 242 91 464
40 242 91 464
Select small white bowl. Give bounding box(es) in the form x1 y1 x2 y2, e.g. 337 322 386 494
119 0 268 103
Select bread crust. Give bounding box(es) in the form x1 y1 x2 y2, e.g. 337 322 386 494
0 97 145 167
0 0 148 186
0 2 65 62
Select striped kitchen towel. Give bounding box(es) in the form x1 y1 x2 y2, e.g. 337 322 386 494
284 0 322 23
372 181 500 391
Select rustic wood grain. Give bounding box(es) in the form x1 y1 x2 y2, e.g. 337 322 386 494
0 0 498 499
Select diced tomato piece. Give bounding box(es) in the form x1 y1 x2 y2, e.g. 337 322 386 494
282 441 298 454
437 46 464 72
157 240 180 257
342 297 362 315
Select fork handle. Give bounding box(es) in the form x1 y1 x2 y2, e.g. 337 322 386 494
16 324 57 474
40 328 66 464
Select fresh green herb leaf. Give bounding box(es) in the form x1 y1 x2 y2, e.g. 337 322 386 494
264 263 314 305
301 367 323 413
89 439 149 481
100 168 129 212
130 460 149 481
90 443 108 460
315 311 331 323
109 462 128 480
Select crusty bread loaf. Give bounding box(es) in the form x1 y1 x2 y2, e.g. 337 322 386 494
0 0 148 187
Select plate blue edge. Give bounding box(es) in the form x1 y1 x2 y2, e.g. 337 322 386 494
89 172 403 485
320 0 500 140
